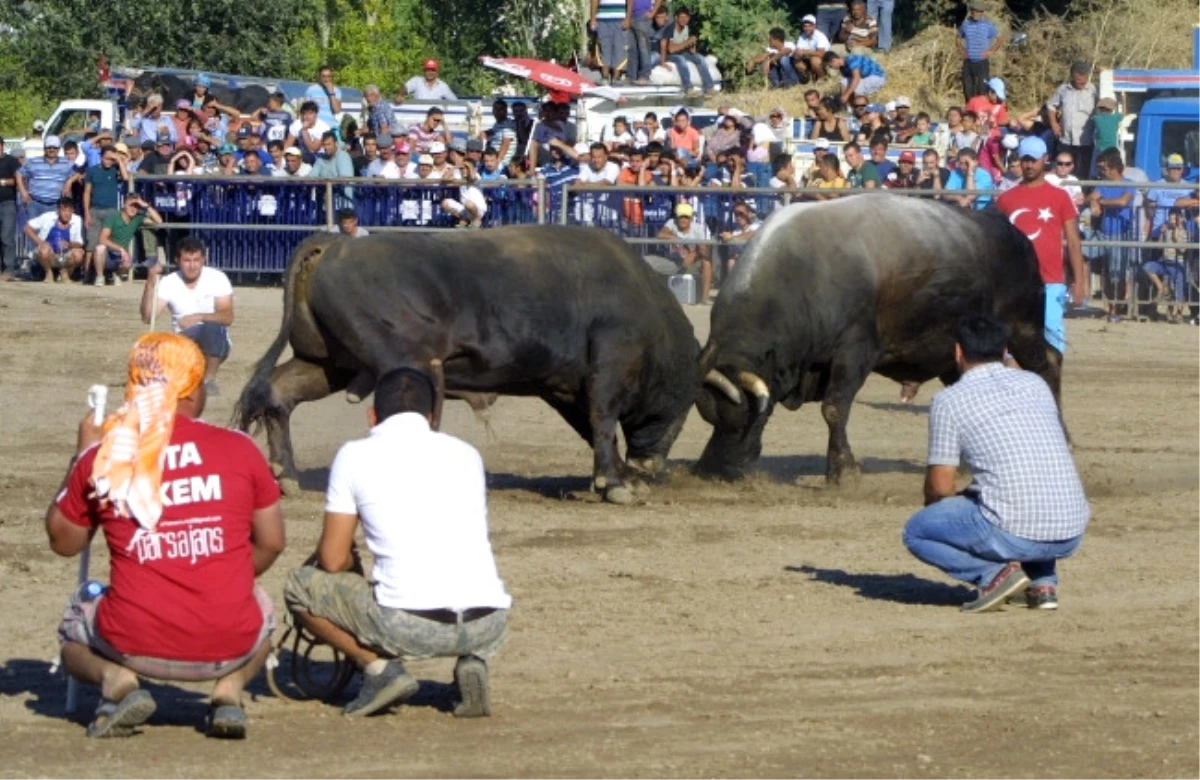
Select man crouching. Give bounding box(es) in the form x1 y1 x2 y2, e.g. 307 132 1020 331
46 333 287 738
285 368 511 718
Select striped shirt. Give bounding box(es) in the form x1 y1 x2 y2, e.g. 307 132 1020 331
596 0 627 22
840 14 877 49
958 17 998 61
486 119 518 164
928 362 1089 541
19 157 74 204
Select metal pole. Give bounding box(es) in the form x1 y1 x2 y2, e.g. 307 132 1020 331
536 177 546 225
324 183 334 232
560 184 570 225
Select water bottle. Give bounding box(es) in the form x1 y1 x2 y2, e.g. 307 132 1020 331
80 580 106 602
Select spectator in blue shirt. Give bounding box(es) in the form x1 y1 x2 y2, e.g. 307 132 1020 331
17 136 75 219
1082 147 1135 320
958 0 1001 102
823 50 887 105
305 66 343 129
135 94 177 147
1144 153 1194 237
945 148 994 210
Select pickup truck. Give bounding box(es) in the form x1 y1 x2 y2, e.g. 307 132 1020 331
1099 25 1199 181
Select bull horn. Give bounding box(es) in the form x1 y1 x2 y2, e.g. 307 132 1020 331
704 370 743 405
737 372 771 413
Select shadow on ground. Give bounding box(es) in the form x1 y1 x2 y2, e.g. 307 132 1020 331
786 565 970 606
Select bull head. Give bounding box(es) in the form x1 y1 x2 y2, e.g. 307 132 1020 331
694 341 775 480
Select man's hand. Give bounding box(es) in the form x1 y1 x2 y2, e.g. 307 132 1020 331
146 262 163 279
621 17 631 29
177 313 204 329
76 410 104 455
1070 279 1088 308
589 17 597 30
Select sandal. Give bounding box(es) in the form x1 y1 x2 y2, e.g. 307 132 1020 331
86 689 156 738
206 703 248 740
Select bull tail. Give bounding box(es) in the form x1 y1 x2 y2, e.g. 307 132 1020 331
232 234 341 433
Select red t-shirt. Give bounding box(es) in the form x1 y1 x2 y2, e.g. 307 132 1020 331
996 181 1078 285
965 95 1008 133
57 416 281 661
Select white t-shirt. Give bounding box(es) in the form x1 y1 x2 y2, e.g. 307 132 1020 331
27 212 83 245
405 77 457 101
288 118 331 144
663 217 710 242
635 127 667 146
155 266 233 333
795 30 831 51
577 161 620 184
1046 172 1084 209
325 413 512 611
272 162 313 177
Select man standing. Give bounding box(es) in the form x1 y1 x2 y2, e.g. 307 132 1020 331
140 237 233 394
958 0 1000 101
23 197 85 283
48 332 286 739
1046 61 1097 178
285 368 511 718
17 136 75 220
628 0 662 85
83 145 128 272
997 136 1088 360
97 194 162 287
867 0 894 52
483 100 518 167
903 314 1089 612
0 143 20 280
361 84 392 139
305 66 344 130
402 60 457 101
592 0 634 85
134 95 177 147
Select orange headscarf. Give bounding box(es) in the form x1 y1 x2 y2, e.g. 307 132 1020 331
90 333 206 531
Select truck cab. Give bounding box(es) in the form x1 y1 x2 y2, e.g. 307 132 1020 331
1099 25 1200 181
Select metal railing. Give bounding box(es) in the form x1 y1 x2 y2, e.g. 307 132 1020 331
8 176 1197 319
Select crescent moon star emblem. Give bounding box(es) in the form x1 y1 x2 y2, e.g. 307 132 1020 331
1008 207 1042 241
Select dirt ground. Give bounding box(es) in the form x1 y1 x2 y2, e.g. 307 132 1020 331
0 279 1196 778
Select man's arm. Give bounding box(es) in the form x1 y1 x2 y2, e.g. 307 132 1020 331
83 181 94 226
178 294 233 330
250 502 286 576
983 25 1003 58
328 88 342 116
316 511 359 573
840 69 862 104
1097 189 1133 208
923 465 958 506
956 25 967 57
1063 216 1088 305
140 264 169 324
16 168 31 203
98 224 126 256
45 413 104 556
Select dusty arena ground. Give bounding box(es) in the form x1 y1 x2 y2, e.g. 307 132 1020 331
0 280 1196 778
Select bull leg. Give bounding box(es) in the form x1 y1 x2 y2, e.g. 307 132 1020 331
586 337 641 505
821 339 879 485
264 358 347 484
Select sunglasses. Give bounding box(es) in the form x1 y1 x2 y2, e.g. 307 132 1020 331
853 104 868 110
1055 160 1073 166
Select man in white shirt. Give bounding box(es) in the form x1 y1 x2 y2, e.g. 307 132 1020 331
793 14 831 79
23 197 85 283
575 142 621 225
284 368 511 718
272 147 313 177
657 202 712 302
287 102 331 162
139 237 234 394
402 59 458 101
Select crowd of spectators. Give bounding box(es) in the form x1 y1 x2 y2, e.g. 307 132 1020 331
0 4 1195 314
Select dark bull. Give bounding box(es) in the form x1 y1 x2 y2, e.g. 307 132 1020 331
233 227 700 504
693 194 1063 483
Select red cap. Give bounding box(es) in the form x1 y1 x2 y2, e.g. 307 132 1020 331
394 138 410 154
898 150 916 163
423 59 439 71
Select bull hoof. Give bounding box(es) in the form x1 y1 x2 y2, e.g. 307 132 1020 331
604 485 636 505
346 392 364 404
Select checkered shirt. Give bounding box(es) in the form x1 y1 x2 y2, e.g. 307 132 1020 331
928 362 1090 541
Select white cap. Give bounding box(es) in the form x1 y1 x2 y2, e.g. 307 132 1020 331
884 101 896 113
417 154 435 165
1002 133 1020 150
44 135 62 148
895 95 911 108
801 13 816 23
428 141 446 154
283 146 303 156
813 138 831 150
32 120 46 132
726 107 746 119
574 141 591 155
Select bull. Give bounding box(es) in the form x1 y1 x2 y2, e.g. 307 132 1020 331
233 228 699 504
695 194 1061 482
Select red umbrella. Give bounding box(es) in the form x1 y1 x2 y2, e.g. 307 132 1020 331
479 56 623 101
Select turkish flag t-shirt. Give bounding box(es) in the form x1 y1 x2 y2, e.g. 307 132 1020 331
996 181 1079 285
57 416 281 661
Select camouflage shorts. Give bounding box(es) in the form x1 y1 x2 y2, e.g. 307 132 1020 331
58 584 275 682
284 566 508 661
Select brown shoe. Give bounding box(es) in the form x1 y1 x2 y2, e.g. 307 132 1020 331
961 562 1029 613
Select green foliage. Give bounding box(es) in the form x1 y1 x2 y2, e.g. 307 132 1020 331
692 0 790 91
0 89 56 138
299 0 433 96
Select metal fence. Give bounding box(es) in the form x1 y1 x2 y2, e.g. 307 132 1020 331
10 176 1198 318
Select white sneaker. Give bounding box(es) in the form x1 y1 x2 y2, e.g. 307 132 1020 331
93 278 104 287
111 275 122 287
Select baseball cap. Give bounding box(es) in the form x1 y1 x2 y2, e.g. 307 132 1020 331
44 135 61 148
968 0 986 10
466 139 485 152
394 139 411 154
1097 97 1117 112
675 203 695 217
217 143 237 155
156 127 172 144
884 101 896 113
32 119 46 132
377 134 394 147
417 154 434 165
1166 153 1186 168
428 141 446 154
574 141 591 155
894 95 911 108
284 145 303 157
801 13 816 23
449 138 467 153
175 99 191 110
237 124 254 138
113 142 129 155
813 138 831 150
898 150 916 163
196 73 212 87
423 58 439 71
140 140 156 152
1002 133 1020 150
1017 136 1047 159
987 77 1007 101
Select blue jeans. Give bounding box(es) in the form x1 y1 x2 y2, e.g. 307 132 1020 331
669 53 714 92
903 496 1083 587
769 56 800 88
182 322 231 360
814 6 844 43
868 0 895 50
